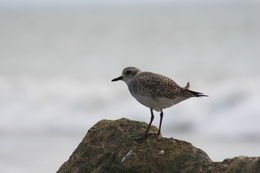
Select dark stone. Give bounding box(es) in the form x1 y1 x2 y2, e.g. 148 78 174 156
57 118 260 173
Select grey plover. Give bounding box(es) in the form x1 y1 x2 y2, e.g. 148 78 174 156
112 67 207 137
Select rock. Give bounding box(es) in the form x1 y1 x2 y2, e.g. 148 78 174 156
208 156 260 173
57 118 260 173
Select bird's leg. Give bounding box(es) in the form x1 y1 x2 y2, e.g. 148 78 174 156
144 108 154 137
157 110 163 136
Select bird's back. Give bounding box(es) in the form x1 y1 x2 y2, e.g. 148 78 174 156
129 72 193 99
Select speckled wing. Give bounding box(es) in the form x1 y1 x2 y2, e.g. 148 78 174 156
129 72 193 99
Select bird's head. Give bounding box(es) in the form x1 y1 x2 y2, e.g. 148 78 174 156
112 67 141 84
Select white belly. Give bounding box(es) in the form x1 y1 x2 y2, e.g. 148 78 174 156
132 94 187 112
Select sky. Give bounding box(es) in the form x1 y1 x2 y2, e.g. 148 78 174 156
1 0 259 8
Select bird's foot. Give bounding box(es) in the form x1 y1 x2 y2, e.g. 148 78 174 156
134 132 162 143
146 133 159 138
134 133 156 142
156 131 162 137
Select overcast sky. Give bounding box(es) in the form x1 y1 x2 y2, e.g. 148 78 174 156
1 0 259 8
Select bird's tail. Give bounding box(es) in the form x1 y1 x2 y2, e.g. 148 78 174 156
187 89 208 97
182 82 208 97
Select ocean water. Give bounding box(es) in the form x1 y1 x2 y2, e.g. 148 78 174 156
0 3 260 173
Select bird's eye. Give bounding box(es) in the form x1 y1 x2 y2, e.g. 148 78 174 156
125 70 131 75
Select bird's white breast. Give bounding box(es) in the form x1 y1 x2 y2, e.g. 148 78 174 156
131 94 186 112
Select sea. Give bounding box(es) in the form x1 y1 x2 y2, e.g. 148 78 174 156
0 2 260 173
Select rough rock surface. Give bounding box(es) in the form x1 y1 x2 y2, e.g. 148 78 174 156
57 118 260 173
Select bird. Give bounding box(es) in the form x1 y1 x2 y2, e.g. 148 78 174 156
112 67 207 138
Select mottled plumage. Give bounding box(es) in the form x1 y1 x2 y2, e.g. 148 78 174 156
112 67 207 137
129 72 193 98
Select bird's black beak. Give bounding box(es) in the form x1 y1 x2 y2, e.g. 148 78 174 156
111 76 123 82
